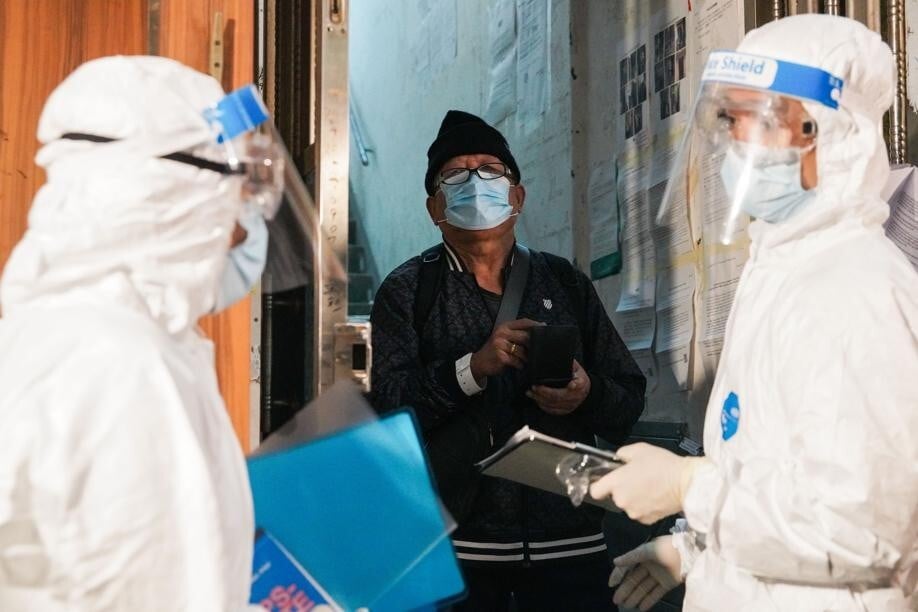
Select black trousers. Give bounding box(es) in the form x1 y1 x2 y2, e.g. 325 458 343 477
451 557 617 612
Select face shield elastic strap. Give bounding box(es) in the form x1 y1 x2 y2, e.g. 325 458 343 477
59 132 244 175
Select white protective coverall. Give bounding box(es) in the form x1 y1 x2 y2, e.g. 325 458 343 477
0 56 255 610
676 15 918 611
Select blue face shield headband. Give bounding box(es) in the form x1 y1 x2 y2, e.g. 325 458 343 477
656 51 845 242
700 51 843 109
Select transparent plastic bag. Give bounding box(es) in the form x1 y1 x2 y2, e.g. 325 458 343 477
555 453 621 508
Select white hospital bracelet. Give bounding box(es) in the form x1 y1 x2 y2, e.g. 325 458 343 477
456 352 486 396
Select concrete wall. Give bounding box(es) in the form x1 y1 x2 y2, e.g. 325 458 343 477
349 0 572 279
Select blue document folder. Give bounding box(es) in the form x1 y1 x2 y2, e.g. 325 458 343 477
247 410 465 611
251 529 340 610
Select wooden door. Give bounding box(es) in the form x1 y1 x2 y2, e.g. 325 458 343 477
156 0 256 452
0 0 254 451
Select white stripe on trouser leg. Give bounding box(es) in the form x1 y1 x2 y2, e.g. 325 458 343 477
529 543 608 561
452 540 524 550
455 552 526 562
528 533 606 549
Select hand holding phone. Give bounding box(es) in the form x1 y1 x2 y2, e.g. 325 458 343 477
527 324 578 388
527 359 591 416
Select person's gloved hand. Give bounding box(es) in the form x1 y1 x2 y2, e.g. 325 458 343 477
589 443 709 524
609 535 682 612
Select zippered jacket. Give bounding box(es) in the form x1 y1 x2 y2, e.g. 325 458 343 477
370 244 646 566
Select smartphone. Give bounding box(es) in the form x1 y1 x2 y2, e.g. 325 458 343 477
527 324 579 388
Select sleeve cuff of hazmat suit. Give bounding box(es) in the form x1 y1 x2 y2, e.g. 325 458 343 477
681 459 725 539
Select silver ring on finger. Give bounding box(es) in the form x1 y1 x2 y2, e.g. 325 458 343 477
508 342 518 356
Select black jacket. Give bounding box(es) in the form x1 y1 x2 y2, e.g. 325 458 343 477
370 243 645 566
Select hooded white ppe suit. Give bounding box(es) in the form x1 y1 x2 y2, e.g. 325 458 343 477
0 56 255 610
675 16 918 611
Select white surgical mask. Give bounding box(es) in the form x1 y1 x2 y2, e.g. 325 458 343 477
437 176 518 231
214 205 269 311
720 142 815 224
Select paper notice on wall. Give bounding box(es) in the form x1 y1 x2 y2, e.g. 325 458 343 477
486 52 518 124
882 165 918 270
693 0 744 82
648 145 696 389
588 163 621 280
612 307 655 352
694 150 750 243
651 175 695 354
650 124 688 192
517 0 550 135
650 11 689 127
618 38 650 148
489 0 517 59
616 148 656 311
655 348 690 394
698 241 746 377
630 348 659 396
655 265 693 353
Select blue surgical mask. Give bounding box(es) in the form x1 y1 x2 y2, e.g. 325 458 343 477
438 175 518 231
214 206 269 311
719 142 815 224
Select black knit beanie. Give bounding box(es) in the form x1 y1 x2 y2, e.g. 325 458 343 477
424 110 521 196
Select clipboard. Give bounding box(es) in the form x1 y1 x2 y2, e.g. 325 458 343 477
476 426 623 512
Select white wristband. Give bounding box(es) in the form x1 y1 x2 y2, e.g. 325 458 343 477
456 352 486 396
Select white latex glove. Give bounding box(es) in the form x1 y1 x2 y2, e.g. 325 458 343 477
609 535 682 612
589 443 709 524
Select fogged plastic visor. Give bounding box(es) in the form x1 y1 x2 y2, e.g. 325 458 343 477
656 51 842 244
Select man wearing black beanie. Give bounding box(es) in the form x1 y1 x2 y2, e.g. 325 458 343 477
371 110 645 611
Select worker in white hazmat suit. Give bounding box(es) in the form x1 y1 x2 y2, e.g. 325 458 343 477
589 15 918 611
0 55 308 609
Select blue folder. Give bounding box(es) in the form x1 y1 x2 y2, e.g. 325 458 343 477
250 529 340 610
247 410 465 611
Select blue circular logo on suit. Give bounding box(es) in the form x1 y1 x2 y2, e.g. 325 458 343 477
721 392 740 441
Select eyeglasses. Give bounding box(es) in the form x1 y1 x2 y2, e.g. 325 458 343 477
438 162 512 186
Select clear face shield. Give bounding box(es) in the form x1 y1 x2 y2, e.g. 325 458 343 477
56 84 344 302
657 51 843 244
201 85 346 296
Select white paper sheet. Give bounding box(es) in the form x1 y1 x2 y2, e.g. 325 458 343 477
655 347 690 394
516 0 550 135
651 175 695 355
630 348 659 396
616 148 656 311
488 0 517 59
693 0 744 81
655 193 693 394
655 279 693 352
698 242 746 377
612 307 655 352
486 52 518 124
650 124 688 191
883 165 918 270
588 163 621 280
